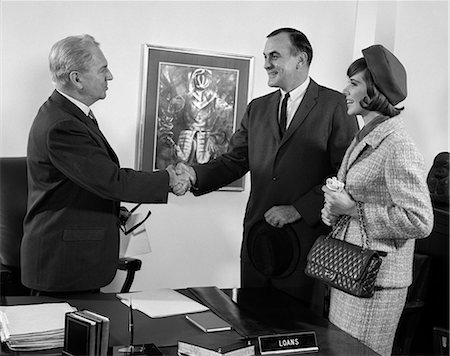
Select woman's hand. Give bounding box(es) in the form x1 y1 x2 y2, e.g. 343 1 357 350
322 185 357 219
321 204 339 226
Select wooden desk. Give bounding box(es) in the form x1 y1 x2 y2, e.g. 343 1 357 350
1 287 378 355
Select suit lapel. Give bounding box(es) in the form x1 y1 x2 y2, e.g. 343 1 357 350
342 118 398 174
90 123 120 164
345 140 366 172
281 79 318 144
51 91 119 164
268 91 283 142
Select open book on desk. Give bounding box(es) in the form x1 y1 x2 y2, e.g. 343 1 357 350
117 288 208 318
0 302 76 351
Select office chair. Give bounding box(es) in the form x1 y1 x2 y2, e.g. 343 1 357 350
433 327 449 355
404 152 450 355
0 157 141 298
393 252 431 355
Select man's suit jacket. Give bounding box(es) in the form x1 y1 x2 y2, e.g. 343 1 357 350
22 90 169 292
194 79 358 304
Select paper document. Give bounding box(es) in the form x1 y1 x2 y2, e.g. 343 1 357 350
117 288 208 318
119 213 151 257
0 302 76 351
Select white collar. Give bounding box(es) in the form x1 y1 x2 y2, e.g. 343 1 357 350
57 89 91 117
280 76 310 99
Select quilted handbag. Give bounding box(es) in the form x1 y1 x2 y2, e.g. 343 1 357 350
305 202 386 298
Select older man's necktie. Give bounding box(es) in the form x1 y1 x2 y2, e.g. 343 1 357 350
88 110 99 127
279 92 290 136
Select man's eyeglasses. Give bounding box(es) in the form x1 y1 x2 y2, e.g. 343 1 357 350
119 204 151 235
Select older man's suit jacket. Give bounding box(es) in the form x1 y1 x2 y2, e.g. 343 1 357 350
22 90 169 292
194 79 358 305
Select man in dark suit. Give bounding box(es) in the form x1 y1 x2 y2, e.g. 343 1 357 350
22 34 187 293
177 28 358 310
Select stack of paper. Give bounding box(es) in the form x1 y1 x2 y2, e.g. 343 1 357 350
0 302 76 351
117 288 208 318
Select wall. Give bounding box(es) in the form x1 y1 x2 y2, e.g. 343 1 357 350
0 1 447 292
395 1 448 166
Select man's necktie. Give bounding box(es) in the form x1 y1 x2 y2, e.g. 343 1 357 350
88 110 99 127
279 92 290 136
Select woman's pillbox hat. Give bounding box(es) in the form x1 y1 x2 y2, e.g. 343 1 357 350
362 44 407 105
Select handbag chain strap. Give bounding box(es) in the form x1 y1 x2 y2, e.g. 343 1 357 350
330 202 370 250
356 201 369 250
330 215 351 239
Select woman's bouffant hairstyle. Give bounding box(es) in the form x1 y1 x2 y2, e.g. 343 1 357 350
348 58 404 117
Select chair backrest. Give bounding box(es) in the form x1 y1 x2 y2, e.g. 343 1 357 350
407 252 431 303
427 151 449 210
0 157 28 269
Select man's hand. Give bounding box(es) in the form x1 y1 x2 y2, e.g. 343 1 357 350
175 162 197 186
166 165 191 196
264 205 301 228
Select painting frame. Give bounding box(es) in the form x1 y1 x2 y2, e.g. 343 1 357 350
135 45 254 191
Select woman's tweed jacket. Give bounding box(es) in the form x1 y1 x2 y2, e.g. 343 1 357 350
336 115 433 288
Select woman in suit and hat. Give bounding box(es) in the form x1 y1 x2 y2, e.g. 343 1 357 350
321 45 433 356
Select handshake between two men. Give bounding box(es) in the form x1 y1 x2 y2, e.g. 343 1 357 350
166 161 302 229
166 162 197 196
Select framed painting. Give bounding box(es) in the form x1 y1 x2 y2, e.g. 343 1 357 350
136 45 254 191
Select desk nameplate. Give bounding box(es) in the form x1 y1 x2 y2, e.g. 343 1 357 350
258 331 318 354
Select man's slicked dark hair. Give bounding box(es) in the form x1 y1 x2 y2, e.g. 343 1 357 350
267 28 313 65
